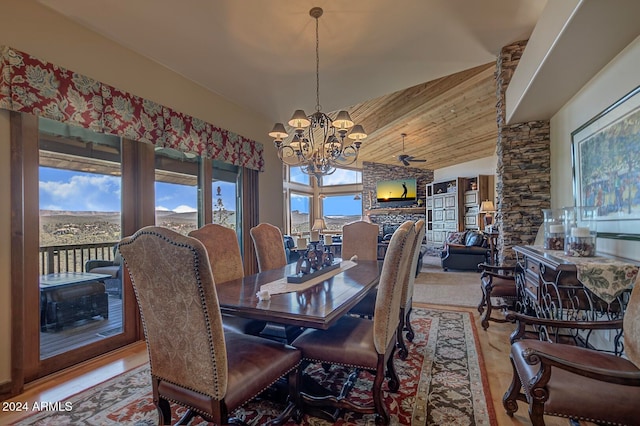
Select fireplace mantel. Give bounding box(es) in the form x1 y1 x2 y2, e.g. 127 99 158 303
365 207 425 216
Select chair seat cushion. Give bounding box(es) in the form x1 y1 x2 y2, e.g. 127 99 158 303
88 265 120 277
484 277 517 297
512 340 640 425
223 331 301 410
222 314 266 336
292 316 378 369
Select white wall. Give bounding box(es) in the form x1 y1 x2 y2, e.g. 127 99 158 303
0 0 284 385
551 34 640 261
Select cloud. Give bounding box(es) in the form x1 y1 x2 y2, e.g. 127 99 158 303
155 206 170 211
39 174 121 211
321 169 360 186
173 205 197 213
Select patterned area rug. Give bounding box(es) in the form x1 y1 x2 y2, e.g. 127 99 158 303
17 308 496 426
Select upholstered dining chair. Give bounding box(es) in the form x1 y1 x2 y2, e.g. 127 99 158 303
341 220 379 261
503 282 640 426
476 263 518 330
118 226 301 425
397 219 426 359
189 223 266 336
292 220 415 425
250 223 288 272
348 220 423 360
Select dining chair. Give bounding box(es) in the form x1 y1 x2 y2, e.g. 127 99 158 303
250 223 288 272
476 263 517 330
118 226 301 425
348 220 423 360
292 220 416 425
397 219 426 359
341 220 379 261
189 223 267 336
503 282 640 425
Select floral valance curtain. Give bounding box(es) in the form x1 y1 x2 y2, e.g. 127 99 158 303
0 46 264 171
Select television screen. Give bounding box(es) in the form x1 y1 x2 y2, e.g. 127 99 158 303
376 179 417 202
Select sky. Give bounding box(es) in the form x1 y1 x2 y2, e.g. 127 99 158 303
39 167 236 212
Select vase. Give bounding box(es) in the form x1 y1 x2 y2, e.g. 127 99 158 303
563 206 597 257
542 208 565 250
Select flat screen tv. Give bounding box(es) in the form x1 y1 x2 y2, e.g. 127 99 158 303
376 178 417 202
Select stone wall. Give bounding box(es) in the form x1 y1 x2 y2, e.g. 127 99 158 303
495 41 551 264
362 161 433 209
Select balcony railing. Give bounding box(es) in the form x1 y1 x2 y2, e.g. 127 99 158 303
39 242 118 275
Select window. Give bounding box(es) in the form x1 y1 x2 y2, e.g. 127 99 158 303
289 166 311 185
38 117 124 359
154 148 200 235
320 168 362 186
322 194 363 231
290 193 311 235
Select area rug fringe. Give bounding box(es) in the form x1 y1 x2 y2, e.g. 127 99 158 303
16 308 496 426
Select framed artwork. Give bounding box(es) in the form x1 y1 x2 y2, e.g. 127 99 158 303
571 86 640 237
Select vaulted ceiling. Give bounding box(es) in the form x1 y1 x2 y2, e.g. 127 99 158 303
38 0 547 171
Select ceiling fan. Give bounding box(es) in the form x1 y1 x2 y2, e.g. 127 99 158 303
397 133 427 166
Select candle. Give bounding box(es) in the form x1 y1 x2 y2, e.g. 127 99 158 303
296 237 307 250
549 224 564 233
571 227 591 238
310 230 320 242
324 234 333 246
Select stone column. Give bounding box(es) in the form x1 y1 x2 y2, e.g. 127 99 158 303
495 41 551 264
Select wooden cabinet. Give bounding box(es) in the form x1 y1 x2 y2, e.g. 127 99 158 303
463 175 494 230
426 178 464 246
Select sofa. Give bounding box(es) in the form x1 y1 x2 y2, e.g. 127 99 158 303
440 230 489 271
85 247 123 298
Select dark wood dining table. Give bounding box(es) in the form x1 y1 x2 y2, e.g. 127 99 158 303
215 260 380 340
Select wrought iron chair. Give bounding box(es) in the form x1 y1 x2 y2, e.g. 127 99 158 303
291 221 415 425
119 226 301 425
502 274 640 426
477 263 518 330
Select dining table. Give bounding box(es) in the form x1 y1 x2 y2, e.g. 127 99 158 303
215 259 380 341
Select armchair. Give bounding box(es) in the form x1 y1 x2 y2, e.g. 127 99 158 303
477 263 517 330
440 230 489 271
502 282 640 426
85 246 122 298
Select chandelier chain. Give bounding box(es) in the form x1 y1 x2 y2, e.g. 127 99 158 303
315 12 321 112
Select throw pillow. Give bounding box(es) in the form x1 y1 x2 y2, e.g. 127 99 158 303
446 231 466 246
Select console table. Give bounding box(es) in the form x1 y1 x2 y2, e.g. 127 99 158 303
513 245 638 352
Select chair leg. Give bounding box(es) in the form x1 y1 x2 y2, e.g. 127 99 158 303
156 397 172 425
397 307 408 360
477 285 487 314
374 361 391 425
386 347 400 392
502 355 522 417
480 284 493 330
405 303 415 342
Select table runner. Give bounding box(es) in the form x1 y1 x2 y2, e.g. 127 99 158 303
260 260 357 296
543 248 639 304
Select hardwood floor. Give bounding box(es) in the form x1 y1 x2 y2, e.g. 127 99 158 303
2 303 584 425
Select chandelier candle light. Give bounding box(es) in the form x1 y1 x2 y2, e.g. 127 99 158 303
269 7 367 181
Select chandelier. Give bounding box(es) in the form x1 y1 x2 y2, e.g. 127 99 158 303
268 7 367 181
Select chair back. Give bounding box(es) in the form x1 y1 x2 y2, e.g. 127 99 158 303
189 224 244 283
250 223 287 272
373 221 416 354
118 226 227 400
624 281 640 367
401 220 426 310
342 220 379 261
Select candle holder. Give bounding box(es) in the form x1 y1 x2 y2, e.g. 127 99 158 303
542 208 565 250
563 206 597 257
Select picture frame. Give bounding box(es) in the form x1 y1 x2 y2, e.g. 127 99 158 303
571 85 640 238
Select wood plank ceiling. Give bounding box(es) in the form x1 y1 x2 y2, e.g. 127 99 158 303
337 62 498 171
